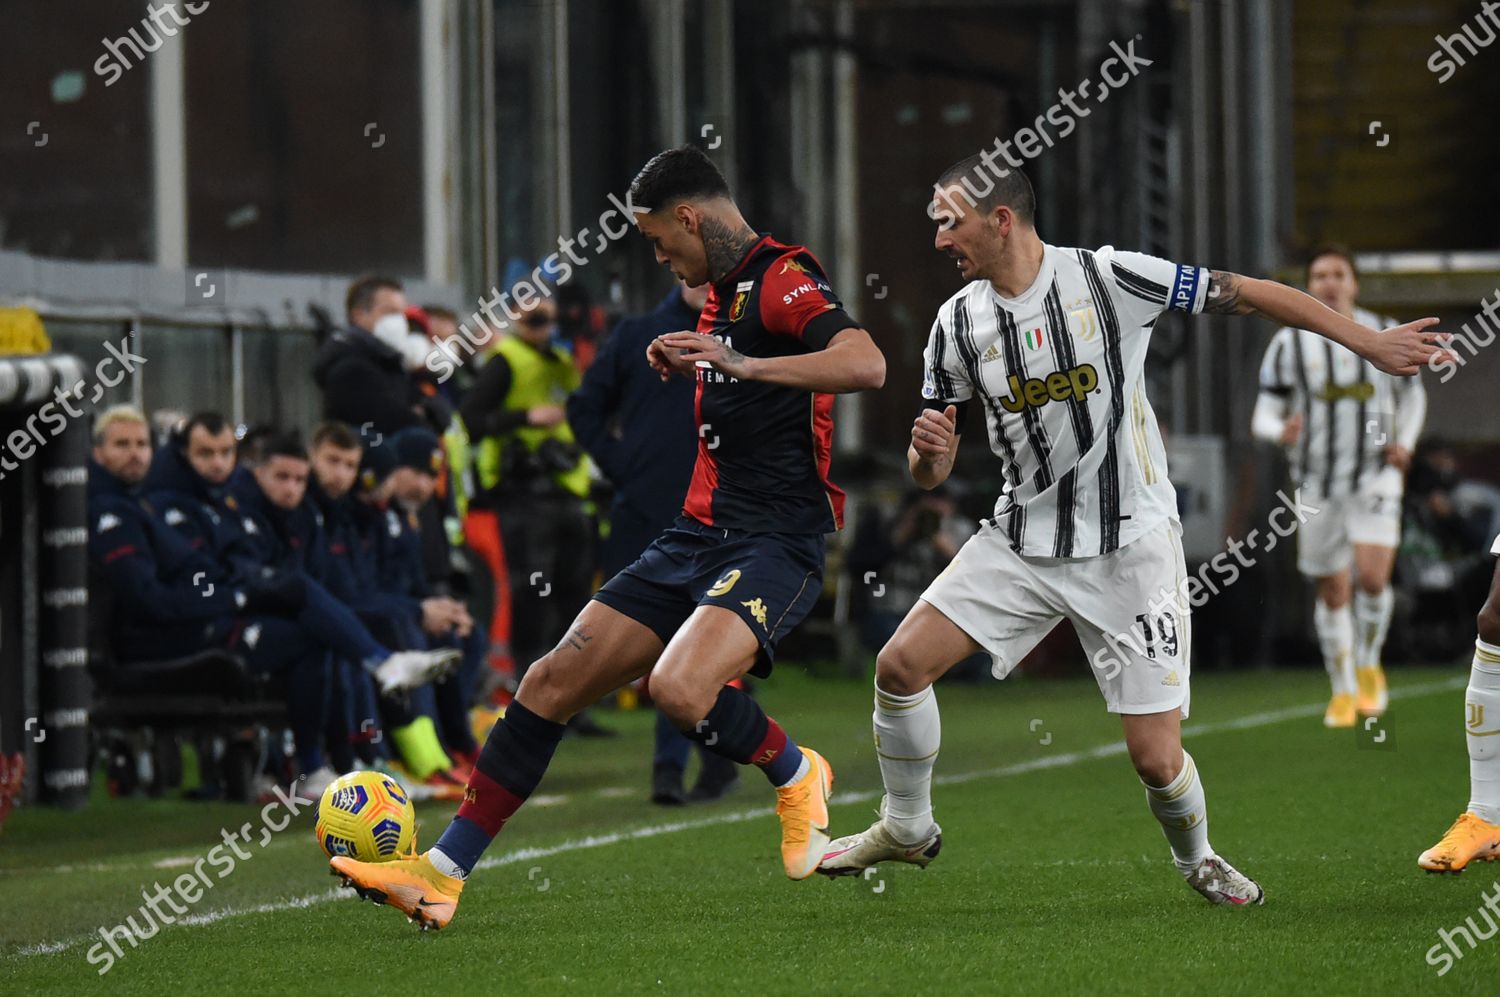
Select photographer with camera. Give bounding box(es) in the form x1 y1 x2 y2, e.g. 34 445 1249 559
459 298 607 734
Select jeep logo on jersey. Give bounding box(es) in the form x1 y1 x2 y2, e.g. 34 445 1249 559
998 363 1100 413
1316 380 1376 403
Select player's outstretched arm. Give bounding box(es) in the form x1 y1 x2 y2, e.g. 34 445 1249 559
909 404 960 490
1202 271 1455 376
657 327 886 393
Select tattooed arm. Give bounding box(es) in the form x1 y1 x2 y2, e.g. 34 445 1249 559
1202 270 1452 376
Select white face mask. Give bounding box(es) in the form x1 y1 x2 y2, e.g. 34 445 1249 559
371 312 411 352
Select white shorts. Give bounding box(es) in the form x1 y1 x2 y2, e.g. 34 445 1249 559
920 517 1191 716
1492 533 1500 556
1295 485 1401 578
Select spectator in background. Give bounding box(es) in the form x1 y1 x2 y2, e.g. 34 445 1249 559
314 275 423 438
1400 444 1496 659
88 406 337 793
555 281 605 372
305 424 479 797
422 305 487 404
847 486 987 680
460 295 610 736
569 279 738 802
143 411 460 698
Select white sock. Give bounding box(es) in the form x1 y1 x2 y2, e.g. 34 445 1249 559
1353 587 1394 670
1143 751 1212 874
1466 642 1500 824
427 847 467 880
1314 600 1356 697
873 684 941 842
781 753 810 788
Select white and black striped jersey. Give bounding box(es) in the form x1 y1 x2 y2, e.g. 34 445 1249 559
922 244 1207 558
1257 308 1426 499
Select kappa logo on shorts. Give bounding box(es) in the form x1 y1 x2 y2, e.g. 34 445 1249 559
707 569 742 597
741 597 769 629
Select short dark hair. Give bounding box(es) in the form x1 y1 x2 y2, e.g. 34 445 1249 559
422 304 458 324
628 146 732 212
180 411 231 447
251 430 307 466
346 275 403 319
311 421 361 452
1306 242 1358 281
934 155 1036 224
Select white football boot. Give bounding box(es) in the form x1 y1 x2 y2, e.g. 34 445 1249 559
818 797 942 876
1184 854 1265 906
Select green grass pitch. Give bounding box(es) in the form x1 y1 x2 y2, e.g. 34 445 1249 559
3 666 1495 994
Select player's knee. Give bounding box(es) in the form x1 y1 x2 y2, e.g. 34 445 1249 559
1317 577 1351 609
512 653 575 721
874 642 930 697
1130 745 1183 788
1355 569 1386 596
1477 602 1500 647
649 673 711 729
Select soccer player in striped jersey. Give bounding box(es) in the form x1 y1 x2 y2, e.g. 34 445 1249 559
818 155 1452 906
1251 245 1426 727
1419 533 1500 872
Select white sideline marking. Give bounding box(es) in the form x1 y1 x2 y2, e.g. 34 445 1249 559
5 676 1465 961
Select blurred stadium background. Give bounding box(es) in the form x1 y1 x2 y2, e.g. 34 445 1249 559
2 0 1499 811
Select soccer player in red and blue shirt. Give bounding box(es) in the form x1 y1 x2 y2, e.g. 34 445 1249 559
331 145 886 929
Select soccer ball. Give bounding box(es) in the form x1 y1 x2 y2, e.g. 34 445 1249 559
314 771 415 862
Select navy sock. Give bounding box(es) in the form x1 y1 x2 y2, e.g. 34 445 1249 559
434 700 566 874
682 686 806 787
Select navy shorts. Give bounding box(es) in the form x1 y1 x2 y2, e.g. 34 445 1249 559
593 515 825 677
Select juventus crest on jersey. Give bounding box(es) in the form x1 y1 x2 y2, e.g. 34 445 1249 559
923 244 1207 558
1257 307 1426 499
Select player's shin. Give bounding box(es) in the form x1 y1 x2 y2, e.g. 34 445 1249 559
682 686 808 786
1142 750 1212 874
1353 587 1394 668
428 700 567 879
1466 642 1500 823
1314 600 1356 706
873 684 942 842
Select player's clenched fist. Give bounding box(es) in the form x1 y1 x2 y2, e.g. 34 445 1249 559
911 404 957 460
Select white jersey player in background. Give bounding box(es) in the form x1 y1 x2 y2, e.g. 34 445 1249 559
817 155 1453 905
1251 245 1426 728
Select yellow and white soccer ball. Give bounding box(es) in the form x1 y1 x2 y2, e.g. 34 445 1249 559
314 771 415 862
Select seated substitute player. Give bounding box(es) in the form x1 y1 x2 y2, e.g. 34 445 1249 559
1251 244 1426 727
330 144 887 929
1419 532 1500 873
817 157 1453 906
